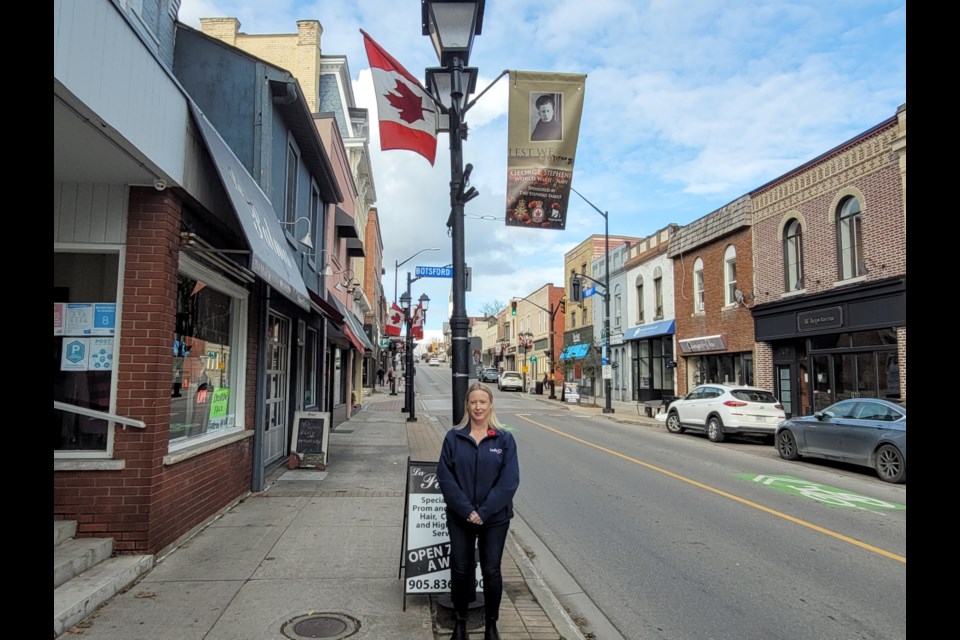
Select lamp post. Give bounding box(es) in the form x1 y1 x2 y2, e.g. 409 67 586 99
394 247 439 304
401 273 430 422
518 331 533 392
570 188 613 414
422 0 484 426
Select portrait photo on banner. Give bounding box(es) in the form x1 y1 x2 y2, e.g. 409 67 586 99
530 92 563 142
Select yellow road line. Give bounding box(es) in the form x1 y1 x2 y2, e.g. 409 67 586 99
514 414 906 564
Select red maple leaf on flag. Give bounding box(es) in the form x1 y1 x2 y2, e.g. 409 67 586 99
386 80 426 124
390 311 403 325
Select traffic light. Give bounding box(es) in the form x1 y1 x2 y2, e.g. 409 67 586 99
559 298 566 313
570 277 582 303
511 300 517 315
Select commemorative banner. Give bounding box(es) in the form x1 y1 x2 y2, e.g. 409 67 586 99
401 459 481 609
505 71 587 230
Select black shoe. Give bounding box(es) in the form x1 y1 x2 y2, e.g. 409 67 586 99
450 616 467 640
484 619 500 640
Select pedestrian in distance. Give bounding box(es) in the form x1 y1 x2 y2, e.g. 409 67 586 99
377 366 385 386
437 383 520 640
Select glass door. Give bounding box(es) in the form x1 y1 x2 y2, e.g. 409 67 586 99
776 365 793 417
264 312 290 464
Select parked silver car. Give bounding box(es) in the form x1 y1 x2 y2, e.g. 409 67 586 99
479 367 499 383
665 384 785 443
775 398 906 483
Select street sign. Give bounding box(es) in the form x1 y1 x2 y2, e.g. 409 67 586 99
666 360 677 368
530 356 537 362
583 286 597 298
415 266 453 278
602 365 612 379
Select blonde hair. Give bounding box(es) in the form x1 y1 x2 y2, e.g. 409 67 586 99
459 383 502 428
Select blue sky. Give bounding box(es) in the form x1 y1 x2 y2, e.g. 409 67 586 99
177 0 906 333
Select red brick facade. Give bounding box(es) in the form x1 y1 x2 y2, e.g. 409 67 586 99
672 226 755 396
54 188 255 555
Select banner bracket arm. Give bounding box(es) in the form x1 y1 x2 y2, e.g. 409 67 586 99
464 69 508 114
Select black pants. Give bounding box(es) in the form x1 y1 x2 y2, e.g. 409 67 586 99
446 516 510 620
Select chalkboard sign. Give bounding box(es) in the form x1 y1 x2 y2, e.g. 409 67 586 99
292 411 330 467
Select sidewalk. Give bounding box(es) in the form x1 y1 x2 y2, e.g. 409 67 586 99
60 388 582 640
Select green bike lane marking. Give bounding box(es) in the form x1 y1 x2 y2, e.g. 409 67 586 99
739 474 904 511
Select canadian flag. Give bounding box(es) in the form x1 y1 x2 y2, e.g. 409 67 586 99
361 29 438 165
411 302 424 340
385 303 404 336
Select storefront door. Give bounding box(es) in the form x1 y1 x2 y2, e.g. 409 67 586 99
264 312 291 464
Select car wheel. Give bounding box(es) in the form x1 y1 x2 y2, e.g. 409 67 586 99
777 430 800 460
665 412 684 434
874 444 906 483
706 416 725 442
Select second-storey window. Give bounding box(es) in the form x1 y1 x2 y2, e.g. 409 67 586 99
284 141 299 224
635 275 644 323
837 196 865 280
653 267 663 319
784 219 804 291
614 284 622 329
693 258 704 312
724 245 737 305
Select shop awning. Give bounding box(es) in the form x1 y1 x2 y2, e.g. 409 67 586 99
559 343 590 361
334 207 359 238
623 319 675 341
189 102 310 311
328 294 374 353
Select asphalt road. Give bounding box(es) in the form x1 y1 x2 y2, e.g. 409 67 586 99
411 363 906 640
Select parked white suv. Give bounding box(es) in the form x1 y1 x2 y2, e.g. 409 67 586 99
665 384 785 443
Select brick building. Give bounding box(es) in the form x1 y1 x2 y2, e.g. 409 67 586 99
668 196 757 395
749 105 907 416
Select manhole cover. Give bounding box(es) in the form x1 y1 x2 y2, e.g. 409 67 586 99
282 613 360 639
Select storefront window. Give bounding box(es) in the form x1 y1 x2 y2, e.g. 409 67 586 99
54 252 120 454
169 260 246 446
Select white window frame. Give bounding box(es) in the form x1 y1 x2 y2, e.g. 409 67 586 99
723 245 737 306
53 244 126 460
168 255 249 453
653 267 663 319
693 258 705 313
635 276 644 323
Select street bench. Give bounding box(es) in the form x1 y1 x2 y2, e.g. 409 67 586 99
637 396 678 417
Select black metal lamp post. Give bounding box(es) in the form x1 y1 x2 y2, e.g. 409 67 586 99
422 0 484 426
519 331 533 391
400 284 430 421
571 187 614 414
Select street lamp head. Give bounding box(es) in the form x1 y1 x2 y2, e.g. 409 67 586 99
419 293 431 311
421 0 485 66
400 291 412 310
426 66 478 112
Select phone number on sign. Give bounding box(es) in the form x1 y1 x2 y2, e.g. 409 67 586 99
407 578 484 591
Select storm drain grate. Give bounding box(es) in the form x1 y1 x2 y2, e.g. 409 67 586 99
281 613 360 639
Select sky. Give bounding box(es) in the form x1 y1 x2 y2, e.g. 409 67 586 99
177 0 906 332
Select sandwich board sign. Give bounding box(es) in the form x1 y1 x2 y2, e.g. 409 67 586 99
401 459 481 610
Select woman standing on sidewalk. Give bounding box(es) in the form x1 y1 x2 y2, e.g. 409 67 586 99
437 383 520 640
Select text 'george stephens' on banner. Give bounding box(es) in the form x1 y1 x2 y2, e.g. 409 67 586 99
505 71 587 230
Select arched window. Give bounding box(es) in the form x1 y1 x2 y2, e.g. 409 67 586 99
693 258 704 313
783 219 803 291
837 196 865 280
723 245 737 305
653 267 663 319
635 275 644 323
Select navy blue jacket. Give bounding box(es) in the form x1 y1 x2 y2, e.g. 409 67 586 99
437 426 520 526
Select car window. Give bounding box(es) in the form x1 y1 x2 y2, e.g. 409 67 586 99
831 401 858 419
685 389 702 400
732 389 777 403
855 401 902 422
704 387 723 399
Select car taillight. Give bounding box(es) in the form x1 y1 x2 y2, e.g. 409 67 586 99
723 400 748 407
775 403 783 410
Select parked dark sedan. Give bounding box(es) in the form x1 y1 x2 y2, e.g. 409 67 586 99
775 398 906 483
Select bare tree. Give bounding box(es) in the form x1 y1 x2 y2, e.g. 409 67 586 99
479 299 506 318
